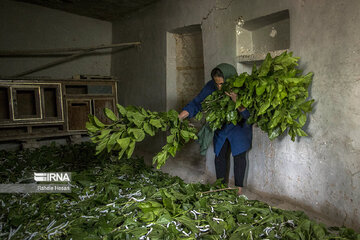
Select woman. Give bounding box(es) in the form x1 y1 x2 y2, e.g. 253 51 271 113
178 63 253 195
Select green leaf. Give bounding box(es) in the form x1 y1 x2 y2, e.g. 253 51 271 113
149 119 162 128
93 115 105 128
303 72 314 86
176 215 199 234
296 128 308 137
274 64 284 71
116 104 127 116
126 141 136 158
167 134 175 144
269 127 281 140
128 128 145 142
95 138 108 155
162 195 176 214
251 63 257 75
300 99 314 112
195 112 203 121
118 148 126 159
107 132 122 152
258 53 273 77
131 112 146 121
143 122 155 136
167 109 179 121
117 137 131 149
153 150 168 169
98 129 112 139
233 74 246 87
274 51 299 67
256 83 266 96
156 214 172 225
180 130 190 142
168 145 177 157
132 119 143 128
299 114 307 127
257 100 271 116
281 121 287 133
207 216 224 235
313 224 326 239
140 211 155 222
86 121 99 133
235 98 242 109
104 108 118 122
269 115 282 129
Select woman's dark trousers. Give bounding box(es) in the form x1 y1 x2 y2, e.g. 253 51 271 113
215 139 246 187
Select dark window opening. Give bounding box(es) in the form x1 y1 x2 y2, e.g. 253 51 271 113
44 88 58 118
0 87 10 120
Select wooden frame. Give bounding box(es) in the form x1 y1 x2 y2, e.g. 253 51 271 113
41 84 64 121
11 85 42 121
0 82 64 126
66 99 92 132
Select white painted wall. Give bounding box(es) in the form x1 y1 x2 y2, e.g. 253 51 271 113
0 0 112 78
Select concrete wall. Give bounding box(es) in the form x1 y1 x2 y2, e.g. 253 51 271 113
0 0 112 78
112 0 360 230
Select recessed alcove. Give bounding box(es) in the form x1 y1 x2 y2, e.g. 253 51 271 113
236 9 290 67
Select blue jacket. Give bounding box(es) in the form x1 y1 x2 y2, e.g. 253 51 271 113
183 79 253 157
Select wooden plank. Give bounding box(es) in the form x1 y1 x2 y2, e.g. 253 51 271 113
0 131 86 142
0 42 141 56
67 100 91 131
12 49 94 78
0 78 117 83
9 44 137 77
0 121 64 128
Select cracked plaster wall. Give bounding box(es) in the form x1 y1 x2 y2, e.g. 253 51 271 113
112 0 360 230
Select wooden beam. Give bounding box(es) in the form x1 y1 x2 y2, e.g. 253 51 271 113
10 45 136 78
12 49 94 78
0 42 141 56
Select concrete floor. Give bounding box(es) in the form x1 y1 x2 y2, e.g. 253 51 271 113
240 188 339 228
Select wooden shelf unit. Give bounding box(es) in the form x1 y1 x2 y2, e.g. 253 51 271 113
0 77 118 143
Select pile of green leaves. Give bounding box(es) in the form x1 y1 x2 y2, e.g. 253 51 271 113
198 52 315 141
1 143 359 239
86 104 197 169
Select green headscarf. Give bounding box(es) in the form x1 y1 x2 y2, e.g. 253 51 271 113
197 63 238 155
216 63 237 81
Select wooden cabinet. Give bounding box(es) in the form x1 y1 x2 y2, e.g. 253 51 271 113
0 77 117 142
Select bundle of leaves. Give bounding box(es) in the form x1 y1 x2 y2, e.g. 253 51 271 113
198 52 315 141
1 143 359 239
86 104 197 169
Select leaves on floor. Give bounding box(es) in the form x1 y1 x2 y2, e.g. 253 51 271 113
0 143 359 239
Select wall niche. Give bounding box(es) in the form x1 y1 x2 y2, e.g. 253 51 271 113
236 9 290 64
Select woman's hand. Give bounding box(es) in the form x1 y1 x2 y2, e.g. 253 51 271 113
225 91 246 112
178 110 189 120
225 91 237 102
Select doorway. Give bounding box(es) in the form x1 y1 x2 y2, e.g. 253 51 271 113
166 25 205 111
